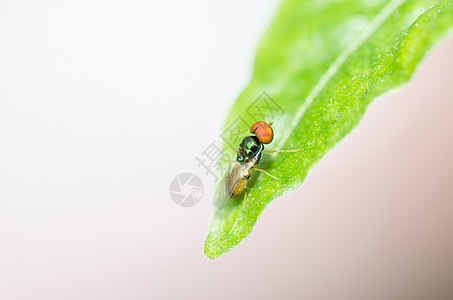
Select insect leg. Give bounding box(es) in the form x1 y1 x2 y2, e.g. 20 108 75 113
254 166 279 180
263 149 301 154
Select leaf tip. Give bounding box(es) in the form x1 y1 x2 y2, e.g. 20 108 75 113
203 231 239 259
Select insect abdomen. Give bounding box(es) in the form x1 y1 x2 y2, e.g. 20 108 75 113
228 178 247 198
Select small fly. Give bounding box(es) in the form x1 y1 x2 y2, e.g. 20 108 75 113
222 121 300 209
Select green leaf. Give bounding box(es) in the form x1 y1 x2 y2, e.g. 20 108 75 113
204 0 453 259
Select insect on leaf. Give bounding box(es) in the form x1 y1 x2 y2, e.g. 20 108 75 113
204 0 453 259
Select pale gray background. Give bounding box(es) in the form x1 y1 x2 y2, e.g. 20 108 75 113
0 0 452 299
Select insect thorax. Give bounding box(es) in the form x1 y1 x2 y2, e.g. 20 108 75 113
236 136 263 163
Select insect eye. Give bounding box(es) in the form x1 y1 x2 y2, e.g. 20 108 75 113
250 121 274 144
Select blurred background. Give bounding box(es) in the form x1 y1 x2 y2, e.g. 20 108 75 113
0 0 452 299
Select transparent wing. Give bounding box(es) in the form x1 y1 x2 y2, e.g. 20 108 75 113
214 160 252 209
214 160 239 209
